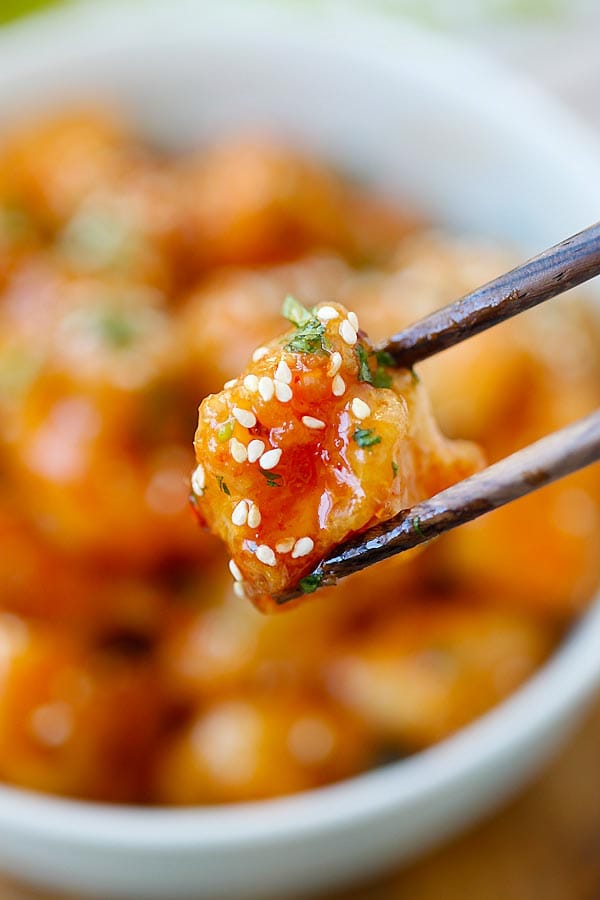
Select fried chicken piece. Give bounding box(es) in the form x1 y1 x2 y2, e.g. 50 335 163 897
192 299 482 611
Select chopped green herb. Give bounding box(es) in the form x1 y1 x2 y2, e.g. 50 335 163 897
376 350 395 368
353 428 381 448
259 468 283 488
285 317 328 355
281 295 313 327
355 343 372 383
392 461 399 477
216 475 231 495
372 367 392 388
96 310 138 349
299 573 323 594
217 421 234 443
412 516 425 539
410 368 421 384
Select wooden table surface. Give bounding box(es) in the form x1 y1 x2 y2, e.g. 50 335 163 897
1 696 599 900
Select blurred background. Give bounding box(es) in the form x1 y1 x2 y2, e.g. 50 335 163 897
0 1 599 899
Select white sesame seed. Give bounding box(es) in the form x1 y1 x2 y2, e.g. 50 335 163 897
332 374 346 397
276 537 295 553
232 582 246 599
191 464 206 495
243 374 259 392
347 310 359 331
316 306 339 322
258 376 275 402
230 438 248 463
292 537 314 558
275 381 293 403
231 500 249 527
256 545 276 567
274 359 292 384
229 559 243 582
302 416 326 430
247 502 261 529
339 320 357 346
327 351 342 376
352 397 371 420
259 448 282 470
247 439 265 463
224 379 237 390
252 346 269 362
232 407 256 429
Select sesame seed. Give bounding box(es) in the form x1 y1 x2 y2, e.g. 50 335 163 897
302 416 326 430
276 537 295 553
243 374 259 392
229 559 243 582
352 397 371 420
274 359 292 384
191 464 206 495
327 351 342 376
347 310 359 331
247 439 265 463
230 438 247 463
275 381 293 402
232 582 246 599
258 376 275 402
252 346 269 362
232 407 256 429
247 502 261 528
292 537 314 558
332 374 346 397
224 379 237 389
231 500 249 527
259 448 282 470
339 320 357 346
256 545 276 567
317 306 339 322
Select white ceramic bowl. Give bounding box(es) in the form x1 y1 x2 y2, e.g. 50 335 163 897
0 3 599 898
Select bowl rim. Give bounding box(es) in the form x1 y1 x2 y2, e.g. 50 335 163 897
0 0 599 850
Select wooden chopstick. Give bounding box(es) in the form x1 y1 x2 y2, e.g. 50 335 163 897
277 409 600 604
379 220 600 368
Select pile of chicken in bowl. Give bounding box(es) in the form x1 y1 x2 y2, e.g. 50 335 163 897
0 108 599 807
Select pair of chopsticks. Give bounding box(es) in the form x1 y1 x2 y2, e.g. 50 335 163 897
278 221 600 603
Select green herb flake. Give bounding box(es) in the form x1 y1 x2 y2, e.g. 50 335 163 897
355 343 373 383
353 428 381 448
410 368 421 384
216 475 231 495
392 461 399 477
299 573 323 594
217 421 234 443
281 295 313 327
285 317 328 355
96 310 137 349
372 367 392 389
376 350 395 367
412 516 425 539
259 468 283 488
